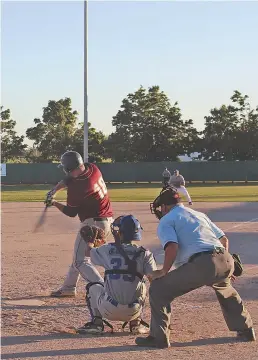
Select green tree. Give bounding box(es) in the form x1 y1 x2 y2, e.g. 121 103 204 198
71 122 107 163
1 107 27 162
200 91 258 160
106 86 199 162
26 98 106 162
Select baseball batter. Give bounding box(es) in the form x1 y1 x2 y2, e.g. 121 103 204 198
169 169 192 205
76 215 157 335
45 151 113 297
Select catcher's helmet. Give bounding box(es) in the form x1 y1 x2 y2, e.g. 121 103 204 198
150 186 180 219
111 215 142 243
59 151 84 174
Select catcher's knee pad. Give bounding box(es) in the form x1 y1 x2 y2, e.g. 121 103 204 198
86 281 104 294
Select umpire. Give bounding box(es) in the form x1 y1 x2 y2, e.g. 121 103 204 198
135 186 255 348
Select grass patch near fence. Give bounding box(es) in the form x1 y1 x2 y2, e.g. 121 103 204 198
1 183 258 202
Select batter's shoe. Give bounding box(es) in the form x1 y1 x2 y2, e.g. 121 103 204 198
237 327 256 341
129 319 149 335
135 335 171 348
189 202 193 205
50 289 76 298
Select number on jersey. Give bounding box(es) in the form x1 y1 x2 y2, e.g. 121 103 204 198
94 177 108 199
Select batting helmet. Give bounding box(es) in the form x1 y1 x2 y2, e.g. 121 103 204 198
59 151 84 174
111 215 143 243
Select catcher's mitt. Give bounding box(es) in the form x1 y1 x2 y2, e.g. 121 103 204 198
80 225 106 248
232 253 243 277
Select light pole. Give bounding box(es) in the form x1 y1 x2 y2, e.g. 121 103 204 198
83 0 88 162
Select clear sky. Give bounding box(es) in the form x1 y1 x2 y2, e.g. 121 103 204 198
1 1 258 142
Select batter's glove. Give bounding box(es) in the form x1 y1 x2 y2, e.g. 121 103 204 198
80 225 106 248
232 253 243 277
44 192 54 207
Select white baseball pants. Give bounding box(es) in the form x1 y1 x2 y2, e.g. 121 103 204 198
87 283 146 322
61 217 113 291
177 186 192 203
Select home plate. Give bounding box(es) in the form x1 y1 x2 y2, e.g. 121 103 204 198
3 299 45 306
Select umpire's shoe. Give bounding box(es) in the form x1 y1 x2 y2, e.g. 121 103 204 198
50 288 76 298
237 327 256 342
135 336 171 349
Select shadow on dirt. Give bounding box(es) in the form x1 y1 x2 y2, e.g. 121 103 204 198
1 335 241 359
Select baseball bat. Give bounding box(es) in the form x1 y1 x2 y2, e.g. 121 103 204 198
33 206 48 233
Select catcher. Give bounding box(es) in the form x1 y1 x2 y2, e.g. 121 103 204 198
76 215 157 335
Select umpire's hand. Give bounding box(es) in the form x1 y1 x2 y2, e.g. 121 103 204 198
147 269 166 282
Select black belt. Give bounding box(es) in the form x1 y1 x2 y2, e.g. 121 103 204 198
188 247 225 263
93 217 109 222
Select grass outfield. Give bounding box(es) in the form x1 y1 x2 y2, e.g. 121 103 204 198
1 183 258 202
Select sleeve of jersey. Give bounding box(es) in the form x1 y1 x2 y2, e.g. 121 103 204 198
157 218 178 249
205 216 225 239
143 251 157 276
90 247 104 266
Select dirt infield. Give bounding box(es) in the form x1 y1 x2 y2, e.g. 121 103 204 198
1 202 258 360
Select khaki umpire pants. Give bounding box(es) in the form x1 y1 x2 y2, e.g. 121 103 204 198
149 250 253 346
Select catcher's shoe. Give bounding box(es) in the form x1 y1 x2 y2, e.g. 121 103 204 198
77 317 113 335
129 319 149 335
237 327 256 341
135 335 171 348
77 321 104 335
50 289 76 298
122 319 149 335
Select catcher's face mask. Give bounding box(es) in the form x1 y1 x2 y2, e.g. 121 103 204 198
150 186 180 220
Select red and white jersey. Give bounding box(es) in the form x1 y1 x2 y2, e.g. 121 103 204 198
66 163 113 222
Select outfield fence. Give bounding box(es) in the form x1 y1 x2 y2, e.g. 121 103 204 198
1 161 258 184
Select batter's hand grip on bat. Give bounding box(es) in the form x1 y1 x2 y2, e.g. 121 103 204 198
44 193 54 207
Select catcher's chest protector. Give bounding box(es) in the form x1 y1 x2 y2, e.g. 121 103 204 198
104 245 146 281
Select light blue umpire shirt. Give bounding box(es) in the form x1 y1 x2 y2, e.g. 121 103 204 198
157 204 225 268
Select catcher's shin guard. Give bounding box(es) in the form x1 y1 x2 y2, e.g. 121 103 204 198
85 282 113 332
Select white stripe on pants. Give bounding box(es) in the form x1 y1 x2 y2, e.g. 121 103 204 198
176 186 192 203
61 217 113 291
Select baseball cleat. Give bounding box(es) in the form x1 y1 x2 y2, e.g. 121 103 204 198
50 289 76 298
129 319 149 335
77 322 104 335
237 327 256 341
130 324 149 335
135 335 171 348
189 202 193 205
